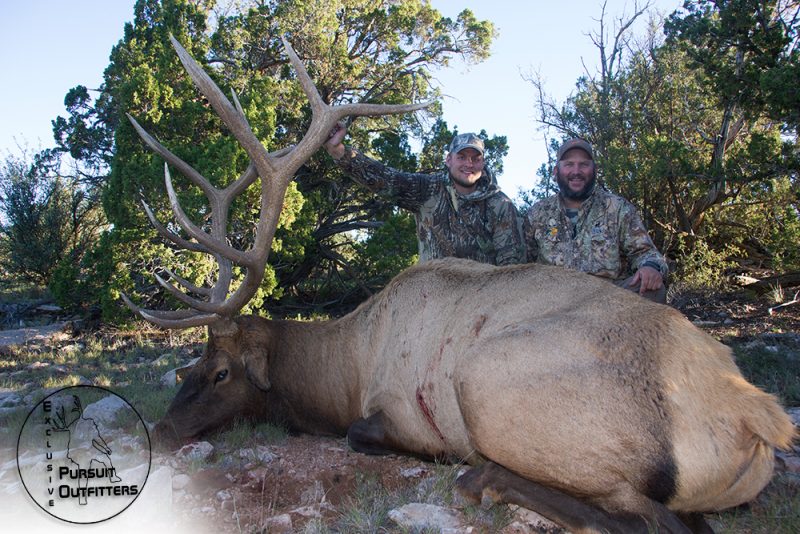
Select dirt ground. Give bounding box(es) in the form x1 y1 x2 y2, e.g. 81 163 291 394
163 434 448 532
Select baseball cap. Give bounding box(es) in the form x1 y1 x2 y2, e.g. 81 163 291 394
557 138 593 161
448 133 485 155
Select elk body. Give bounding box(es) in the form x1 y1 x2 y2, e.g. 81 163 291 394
128 38 796 533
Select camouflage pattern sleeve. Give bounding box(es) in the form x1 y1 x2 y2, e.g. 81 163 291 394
335 147 438 211
618 201 669 277
522 205 540 263
490 195 527 265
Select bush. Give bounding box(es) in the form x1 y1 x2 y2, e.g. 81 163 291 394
673 234 740 290
0 151 104 288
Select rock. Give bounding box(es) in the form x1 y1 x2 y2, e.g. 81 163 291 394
61 343 85 354
160 369 178 387
0 322 69 348
300 480 325 505
505 507 564 533
36 304 62 313
389 503 467 532
162 357 201 387
216 489 232 502
247 466 269 481
152 354 173 366
787 407 800 426
776 451 800 474
172 473 191 490
238 445 276 465
239 448 256 462
82 395 129 427
261 513 293 533
400 466 428 478
177 441 214 462
255 445 276 464
116 465 173 529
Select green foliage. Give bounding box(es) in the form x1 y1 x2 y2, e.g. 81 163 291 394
673 234 740 290
665 0 800 127
529 1 800 284
44 0 499 321
354 211 418 284
0 151 104 287
333 474 393 532
710 472 800 533
216 419 288 449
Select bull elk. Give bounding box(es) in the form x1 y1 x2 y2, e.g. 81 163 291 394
125 36 796 533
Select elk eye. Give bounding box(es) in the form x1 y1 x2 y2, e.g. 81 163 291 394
214 369 228 383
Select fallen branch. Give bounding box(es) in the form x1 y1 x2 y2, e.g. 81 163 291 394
744 271 800 294
768 291 800 316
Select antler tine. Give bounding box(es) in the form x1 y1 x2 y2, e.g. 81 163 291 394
162 267 213 297
121 292 222 329
126 36 434 328
169 35 276 181
153 270 232 313
141 198 208 253
279 37 326 116
161 164 250 266
128 114 218 199
277 37 435 182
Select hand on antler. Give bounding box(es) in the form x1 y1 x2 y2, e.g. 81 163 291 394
324 122 348 160
124 35 432 329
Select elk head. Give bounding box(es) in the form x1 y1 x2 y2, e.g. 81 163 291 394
123 36 430 448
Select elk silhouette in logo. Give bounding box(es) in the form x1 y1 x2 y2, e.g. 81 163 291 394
124 36 796 533
50 396 121 505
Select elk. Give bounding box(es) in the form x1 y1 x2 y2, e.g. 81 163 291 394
125 37 796 534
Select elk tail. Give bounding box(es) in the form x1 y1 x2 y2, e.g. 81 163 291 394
736 378 797 451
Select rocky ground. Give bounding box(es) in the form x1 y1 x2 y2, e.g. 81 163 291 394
0 286 798 532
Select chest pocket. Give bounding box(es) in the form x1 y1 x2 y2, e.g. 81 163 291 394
587 219 619 274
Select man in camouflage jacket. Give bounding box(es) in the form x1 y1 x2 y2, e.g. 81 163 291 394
324 125 526 266
524 138 668 302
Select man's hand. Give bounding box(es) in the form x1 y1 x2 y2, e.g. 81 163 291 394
631 266 663 294
324 122 347 160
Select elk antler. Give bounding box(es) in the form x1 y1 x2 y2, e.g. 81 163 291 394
123 36 432 328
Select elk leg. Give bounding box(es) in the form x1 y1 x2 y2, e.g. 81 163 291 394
676 512 715 534
456 462 695 534
347 412 397 455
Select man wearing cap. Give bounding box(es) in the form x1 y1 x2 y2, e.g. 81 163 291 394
323 123 526 266
523 138 669 302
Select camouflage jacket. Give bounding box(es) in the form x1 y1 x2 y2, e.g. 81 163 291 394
336 148 526 266
523 187 668 280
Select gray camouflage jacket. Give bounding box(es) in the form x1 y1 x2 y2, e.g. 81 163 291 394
523 187 668 280
336 147 526 266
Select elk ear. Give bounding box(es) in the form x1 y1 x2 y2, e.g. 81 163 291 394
243 351 271 392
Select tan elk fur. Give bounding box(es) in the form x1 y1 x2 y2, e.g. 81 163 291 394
195 258 794 516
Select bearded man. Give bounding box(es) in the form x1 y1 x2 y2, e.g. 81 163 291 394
324 123 525 266
523 138 668 303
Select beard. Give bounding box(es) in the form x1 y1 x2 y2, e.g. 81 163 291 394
556 171 596 202
450 173 480 190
